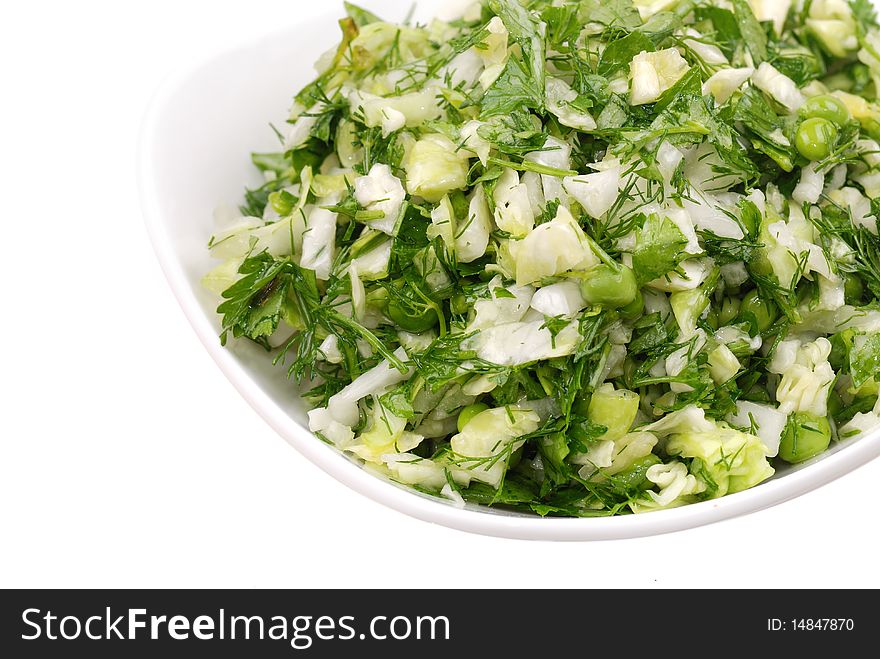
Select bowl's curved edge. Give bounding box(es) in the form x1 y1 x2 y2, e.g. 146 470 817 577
136 18 880 542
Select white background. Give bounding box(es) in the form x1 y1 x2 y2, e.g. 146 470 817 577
2 0 879 589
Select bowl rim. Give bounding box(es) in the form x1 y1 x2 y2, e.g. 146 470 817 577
137 15 880 541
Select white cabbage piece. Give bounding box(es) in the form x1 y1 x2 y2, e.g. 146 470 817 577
455 185 493 263
478 16 509 89
769 338 835 417
493 168 536 237
665 426 775 496
605 432 659 476
428 195 456 254
575 440 616 479
647 258 715 292
767 206 832 279
511 206 598 285
349 262 366 321
671 277 714 336
351 236 392 280
440 483 466 508
665 330 707 393
440 48 484 90
751 62 806 112
307 407 355 447
562 161 622 219
641 405 716 437
299 197 339 280
839 398 880 441
809 0 859 57
714 325 762 353
629 48 690 106
521 171 546 216
201 256 245 296
853 139 880 198
681 142 746 194
632 0 681 19
525 136 573 205
346 21 434 73
460 120 491 166
321 347 412 427
529 281 587 318
348 88 442 137
469 319 582 366
588 383 640 441
759 211 830 289
284 102 322 150
468 276 534 331
450 407 540 488
335 119 363 167
639 461 706 508
650 142 684 190
632 423 773 510
318 334 344 365
545 77 597 130
720 262 750 288
827 187 877 235
727 401 787 457
792 162 825 205
312 171 356 198
354 163 406 235
817 273 845 312
348 397 423 463
210 169 313 260
707 343 741 384
702 67 753 105
683 195 745 239
667 207 703 256
383 453 463 490
404 134 470 202
682 28 728 65
749 0 793 35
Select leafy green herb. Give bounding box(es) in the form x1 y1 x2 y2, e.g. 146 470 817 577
631 214 689 284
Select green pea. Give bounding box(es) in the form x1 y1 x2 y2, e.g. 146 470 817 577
580 264 638 309
619 290 645 321
386 298 437 333
750 253 773 277
457 402 489 432
800 94 850 126
450 293 468 315
844 273 865 305
718 297 741 326
778 412 832 464
738 291 778 333
795 117 838 162
705 308 719 330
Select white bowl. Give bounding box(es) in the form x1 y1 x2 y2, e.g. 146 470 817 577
139 0 880 540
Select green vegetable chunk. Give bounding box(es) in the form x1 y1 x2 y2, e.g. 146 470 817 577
738 291 778 333
387 300 436 333
457 403 490 432
580 265 638 309
794 117 838 161
778 413 832 464
800 95 850 126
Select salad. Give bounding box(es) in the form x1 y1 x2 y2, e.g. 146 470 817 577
204 0 880 516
